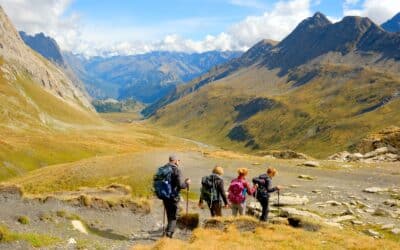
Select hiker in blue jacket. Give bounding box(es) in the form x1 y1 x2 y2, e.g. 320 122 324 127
252 167 281 221
154 155 191 238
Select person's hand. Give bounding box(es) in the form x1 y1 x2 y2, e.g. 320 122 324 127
223 204 230 209
198 202 205 209
276 185 283 190
185 178 191 185
254 183 259 188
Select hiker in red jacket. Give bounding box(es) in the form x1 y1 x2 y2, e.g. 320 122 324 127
228 167 256 216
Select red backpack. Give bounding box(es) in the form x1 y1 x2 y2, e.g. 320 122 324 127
228 178 246 204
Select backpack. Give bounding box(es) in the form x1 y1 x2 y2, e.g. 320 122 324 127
153 165 174 199
253 175 268 201
228 178 246 204
201 175 219 204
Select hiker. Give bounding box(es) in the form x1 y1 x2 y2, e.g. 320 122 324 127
198 165 229 217
153 155 191 238
228 167 256 216
252 167 281 222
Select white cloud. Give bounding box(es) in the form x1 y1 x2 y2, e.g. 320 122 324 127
0 0 83 51
1 0 313 57
344 0 400 24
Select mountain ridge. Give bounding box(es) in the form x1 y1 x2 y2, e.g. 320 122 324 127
382 12 400 32
147 12 400 157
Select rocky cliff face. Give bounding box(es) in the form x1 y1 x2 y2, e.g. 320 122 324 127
0 6 93 111
19 31 65 66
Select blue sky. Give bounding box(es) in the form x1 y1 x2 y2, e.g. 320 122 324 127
1 0 399 56
67 0 347 40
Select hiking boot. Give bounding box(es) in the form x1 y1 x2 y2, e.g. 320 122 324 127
166 231 173 238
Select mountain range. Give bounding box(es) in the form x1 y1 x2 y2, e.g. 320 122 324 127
19 32 241 104
63 50 241 103
147 12 400 157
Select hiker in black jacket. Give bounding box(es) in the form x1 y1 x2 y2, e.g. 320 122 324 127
198 166 229 216
253 167 281 222
163 155 191 238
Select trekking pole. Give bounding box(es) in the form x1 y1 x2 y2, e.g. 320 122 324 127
277 190 281 217
162 207 166 236
186 186 189 215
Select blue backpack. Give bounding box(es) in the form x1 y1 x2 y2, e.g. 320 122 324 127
153 165 174 199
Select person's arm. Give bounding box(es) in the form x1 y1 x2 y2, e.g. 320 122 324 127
244 181 256 195
217 179 228 206
173 167 188 190
266 178 277 193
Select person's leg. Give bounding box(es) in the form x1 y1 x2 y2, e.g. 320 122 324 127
238 203 245 215
260 200 267 221
260 199 269 222
231 204 238 216
214 202 222 217
209 202 215 217
163 199 178 238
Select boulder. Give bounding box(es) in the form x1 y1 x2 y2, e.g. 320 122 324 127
391 228 400 235
363 187 389 193
329 215 355 223
281 207 322 221
281 207 342 229
326 200 342 206
298 175 315 180
271 195 309 206
328 151 351 162
383 199 400 207
364 229 380 238
265 150 309 159
373 208 392 217
351 220 364 225
381 224 395 230
298 161 320 167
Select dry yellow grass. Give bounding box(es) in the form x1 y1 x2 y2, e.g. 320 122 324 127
134 221 399 250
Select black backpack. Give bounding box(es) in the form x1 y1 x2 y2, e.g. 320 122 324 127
153 165 174 199
253 174 269 201
201 174 220 205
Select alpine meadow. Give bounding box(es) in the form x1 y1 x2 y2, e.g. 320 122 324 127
0 1 399 249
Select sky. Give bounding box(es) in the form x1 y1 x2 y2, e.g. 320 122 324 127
1 0 399 57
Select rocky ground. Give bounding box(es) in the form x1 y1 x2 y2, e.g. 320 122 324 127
0 150 399 249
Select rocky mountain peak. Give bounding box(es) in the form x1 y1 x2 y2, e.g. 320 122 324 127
382 12 400 32
296 12 331 30
19 31 65 66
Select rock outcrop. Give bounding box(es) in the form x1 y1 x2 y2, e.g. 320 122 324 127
263 150 309 160
329 147 399 163
357 126 400 154
329 128 400 162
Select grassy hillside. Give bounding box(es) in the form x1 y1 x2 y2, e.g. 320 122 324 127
0 55 194 181
151 64 400 158
135 217 400 250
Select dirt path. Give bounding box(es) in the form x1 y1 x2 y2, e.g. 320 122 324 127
0 150 399 249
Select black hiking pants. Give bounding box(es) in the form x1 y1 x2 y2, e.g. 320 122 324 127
208 201 222 217
259 198 270 221
163 198 178 237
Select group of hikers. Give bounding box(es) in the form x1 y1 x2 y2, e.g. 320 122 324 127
153 155 282 238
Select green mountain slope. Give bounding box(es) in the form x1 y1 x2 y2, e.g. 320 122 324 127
149 13 400 158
